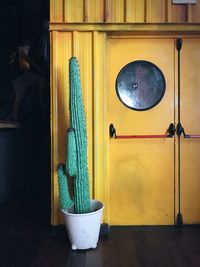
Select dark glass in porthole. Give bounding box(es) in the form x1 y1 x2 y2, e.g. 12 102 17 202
116 60 166 111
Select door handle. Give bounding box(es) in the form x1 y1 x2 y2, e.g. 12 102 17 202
176 123 200 138
184 134 200 138
109 123 175 139
176 123 184 136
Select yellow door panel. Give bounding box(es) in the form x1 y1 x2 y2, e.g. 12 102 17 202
180 38 200 224
107 38 175 225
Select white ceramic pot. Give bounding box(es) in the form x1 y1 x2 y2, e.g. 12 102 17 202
62 199 104 250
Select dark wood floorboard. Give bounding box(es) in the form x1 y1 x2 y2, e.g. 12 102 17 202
131 228 192 267
67 251 86 267
99 229 140 267
83 227 200 267
1 203 200 267
85 244 104 267
0 202 70 267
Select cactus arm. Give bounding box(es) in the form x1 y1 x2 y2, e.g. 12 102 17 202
69 58 90 214
57 164 74 210
66 128 77 177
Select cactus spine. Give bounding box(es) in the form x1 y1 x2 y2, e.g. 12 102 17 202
57 57 90 214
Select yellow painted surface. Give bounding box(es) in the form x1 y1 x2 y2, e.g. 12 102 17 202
107 38 175 225
50 0 200 226
125 0 145 22
93 32 109 223
71 32 94 196
179 38 200 224
50 0 63 22
50 31 59 225
171 4 186 23
50 31 95 224
105 0 125 22
50 0 200 23
50 23 200 33
192 0 200 22
50 31 72 224
146 0 166 23
84 0 104 22
64 0 84 22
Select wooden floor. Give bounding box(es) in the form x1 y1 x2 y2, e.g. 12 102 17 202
68 226 200 267
1 204 200 267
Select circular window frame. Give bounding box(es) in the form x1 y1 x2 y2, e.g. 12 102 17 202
115 60 166 111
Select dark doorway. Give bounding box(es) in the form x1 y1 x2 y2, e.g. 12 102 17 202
0 0 50 226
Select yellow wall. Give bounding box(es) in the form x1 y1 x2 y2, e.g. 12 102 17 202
50 31 107 224
50 0 200 23
50 0 200 225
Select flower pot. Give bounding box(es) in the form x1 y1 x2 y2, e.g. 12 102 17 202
62 199 104 250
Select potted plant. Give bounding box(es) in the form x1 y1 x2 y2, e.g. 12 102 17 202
57 57 104 250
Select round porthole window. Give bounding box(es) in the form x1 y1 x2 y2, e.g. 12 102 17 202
116 60 166 111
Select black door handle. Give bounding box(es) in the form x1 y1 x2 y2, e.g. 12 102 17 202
176 123 200 138
176 123 184 136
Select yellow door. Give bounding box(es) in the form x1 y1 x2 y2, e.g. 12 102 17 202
180 38 200 224
107 37 175 225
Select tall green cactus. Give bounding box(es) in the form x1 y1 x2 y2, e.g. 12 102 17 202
57 57 90 214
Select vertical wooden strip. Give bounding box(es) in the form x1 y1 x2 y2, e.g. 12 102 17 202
63 0 65 23
51 32 72 225
93 32 109 223
191 0 200 23
50 0 64 22
164 0 168 22
166 0 172 22
144 0 147 22
83 0 90 22
187 4 192 22
83 0 86 22
72 32 94 197
124 0 127 22
173 37 176 225
103 0 107 22
126 0 145 22
105 0 125 22
85 0 104 22
72 31 79 57
146 0 166 23
171 3 187 22
54 32 72 224
57 33 72 164
82 33 93 197
51 31 59 225
64 0 84 22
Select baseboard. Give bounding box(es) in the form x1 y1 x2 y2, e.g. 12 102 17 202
100 223 110 235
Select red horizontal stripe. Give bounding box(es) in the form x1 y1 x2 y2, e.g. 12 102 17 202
115 134 168 139
185 135 200 138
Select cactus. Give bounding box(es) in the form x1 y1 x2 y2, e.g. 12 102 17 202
57 164 74 210
57 57 90 214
